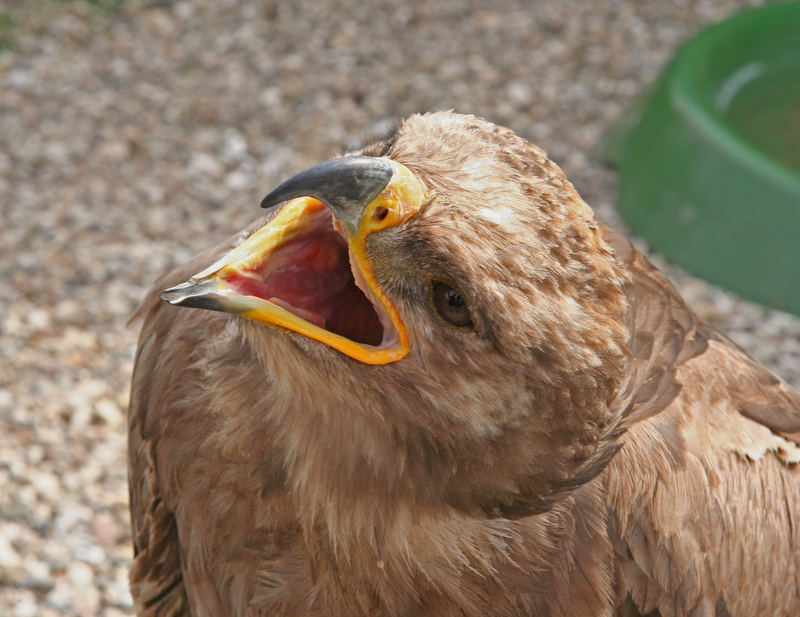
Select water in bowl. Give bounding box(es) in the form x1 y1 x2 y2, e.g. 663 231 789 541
723 61 800 174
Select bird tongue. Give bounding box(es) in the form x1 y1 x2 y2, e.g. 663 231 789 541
267 296 326 329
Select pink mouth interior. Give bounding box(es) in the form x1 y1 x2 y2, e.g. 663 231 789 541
221 209 385 347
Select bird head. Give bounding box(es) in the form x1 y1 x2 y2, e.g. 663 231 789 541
161 112 631 519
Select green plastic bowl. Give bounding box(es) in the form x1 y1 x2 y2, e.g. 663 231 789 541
607 1 800 315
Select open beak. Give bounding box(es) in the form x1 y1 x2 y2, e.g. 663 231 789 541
160 156 428 365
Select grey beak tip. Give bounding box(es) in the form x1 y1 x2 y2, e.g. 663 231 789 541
259 157 394 217
160 281 194 304
259 195 277 209
160 279 224 312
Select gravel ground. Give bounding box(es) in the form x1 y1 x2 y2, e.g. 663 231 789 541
2 0 799 615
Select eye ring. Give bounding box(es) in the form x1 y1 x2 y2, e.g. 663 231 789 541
430 280 473 329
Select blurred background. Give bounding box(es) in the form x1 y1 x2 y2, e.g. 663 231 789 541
1 0 798 615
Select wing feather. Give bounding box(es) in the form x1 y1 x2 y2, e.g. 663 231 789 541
603 227 800 616
127 218 269 615
128 298 191 616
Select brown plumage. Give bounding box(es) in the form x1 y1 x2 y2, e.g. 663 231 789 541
128 111 800 617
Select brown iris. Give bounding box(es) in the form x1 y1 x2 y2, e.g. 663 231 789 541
431 281 473 329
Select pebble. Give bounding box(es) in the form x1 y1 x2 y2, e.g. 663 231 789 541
66 561 94 587
1 0 793 615
14 593 38 617
0 534 22 570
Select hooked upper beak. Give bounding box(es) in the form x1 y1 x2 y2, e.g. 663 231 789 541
161 156 428 364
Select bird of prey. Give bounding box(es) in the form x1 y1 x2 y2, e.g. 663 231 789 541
128 111 800 617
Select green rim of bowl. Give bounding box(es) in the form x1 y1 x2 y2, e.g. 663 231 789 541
670 0 800 198
606 0 800 315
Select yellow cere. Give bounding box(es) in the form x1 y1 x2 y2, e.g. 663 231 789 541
341 159 429 363
359 159 430 234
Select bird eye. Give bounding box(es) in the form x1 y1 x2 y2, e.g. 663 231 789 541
430 281 473 329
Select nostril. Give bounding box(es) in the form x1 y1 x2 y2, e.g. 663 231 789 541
374 206 389 221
